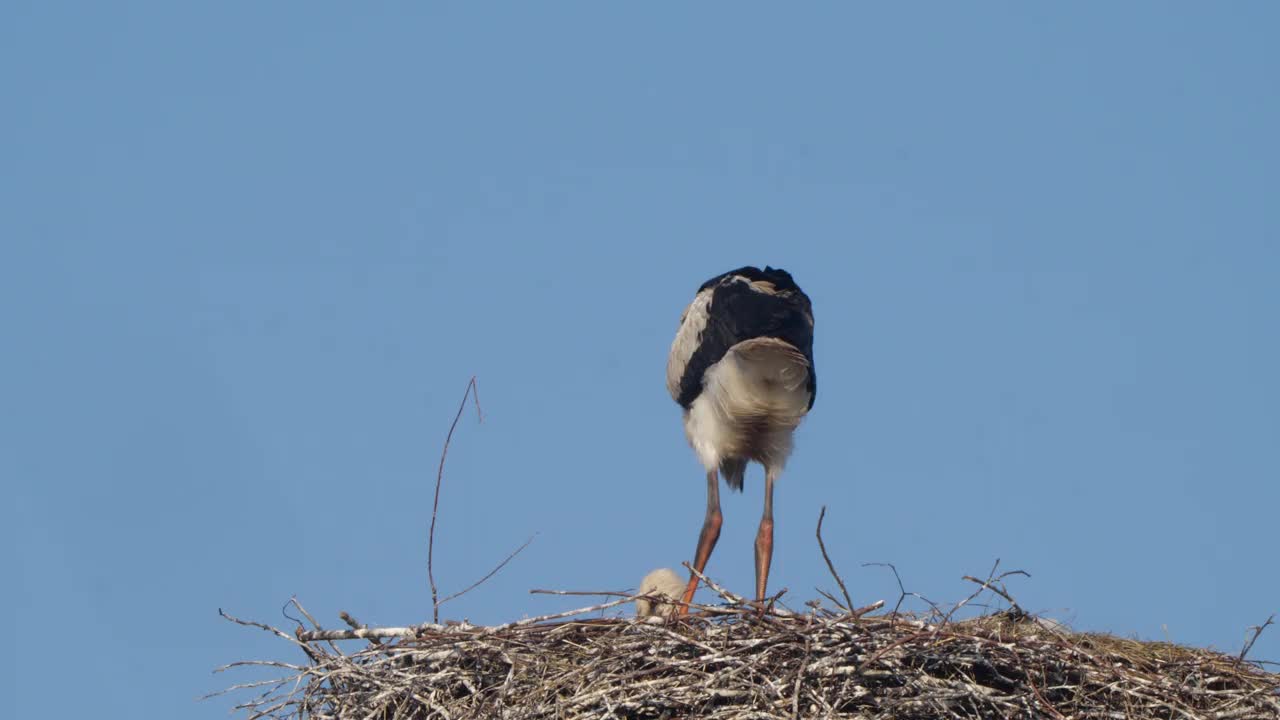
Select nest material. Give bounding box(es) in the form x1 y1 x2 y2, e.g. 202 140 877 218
220 602 1280 719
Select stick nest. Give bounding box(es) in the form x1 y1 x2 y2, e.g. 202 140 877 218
218 603 1280 719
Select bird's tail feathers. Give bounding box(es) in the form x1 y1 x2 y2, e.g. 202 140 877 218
720 338 812 419
720 457 747 492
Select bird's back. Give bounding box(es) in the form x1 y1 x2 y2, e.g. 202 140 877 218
667 266 816 411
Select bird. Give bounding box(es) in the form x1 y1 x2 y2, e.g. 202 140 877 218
666 266 816 613
635 567 686 619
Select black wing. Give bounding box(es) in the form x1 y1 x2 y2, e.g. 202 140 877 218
674 267 816 409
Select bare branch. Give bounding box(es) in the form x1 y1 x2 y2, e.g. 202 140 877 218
297 625 437 642
218 608 319 662
1238 613 1275 665
852 599 885 618
863 561 943 619
492 595 642 627
815 505 854 613
428 375 482 624
682 561 749 606
814 587 845 610
959 571 1029 617
950 559 1030 622
438 534 537 608
218 608 299 644
338 610 383 647
297 595 657 642
287 596 341 655
529 589 635 598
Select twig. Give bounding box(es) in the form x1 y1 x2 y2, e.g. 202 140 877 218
814 588 845 610
486 596 643 631
851 599 885 618
949 558 1003 622
287 596 322 631
682 562 749 606
438 534 537 608
218 608 319 662
792 634 812 719
1026 663 1068 720
960 571 1029 616
530 589 635 598
863 561 943 619
280 599 304 632
950 559 1030 621
1238 614 1275 664
531 587 733 622
298 625 438 642
287 597 341 655
428 375 482 624
339 610 383 647
815 506 854 613
219 608 302 645
298 595 650 642
764 587 790 615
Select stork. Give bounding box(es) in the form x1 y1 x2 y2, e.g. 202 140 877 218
635 567 686 619
666 266 816 612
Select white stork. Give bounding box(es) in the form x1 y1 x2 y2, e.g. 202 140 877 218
666 266 816 612
635 567 686 619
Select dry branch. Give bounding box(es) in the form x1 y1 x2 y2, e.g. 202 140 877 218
428 375 482 624
438 534 536 608
1241 614 1277 665
815 505 854 613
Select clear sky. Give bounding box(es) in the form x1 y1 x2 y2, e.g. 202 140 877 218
4 3 1278 717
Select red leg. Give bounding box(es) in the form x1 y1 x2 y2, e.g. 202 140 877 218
754 470 777 603
680 470 722 614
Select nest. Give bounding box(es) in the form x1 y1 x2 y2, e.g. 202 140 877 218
217 593 1280 719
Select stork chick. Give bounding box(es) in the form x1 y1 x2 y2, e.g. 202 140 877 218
635 567 686 619
666 266 816 613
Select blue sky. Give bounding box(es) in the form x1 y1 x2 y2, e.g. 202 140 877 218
4 3 1278 717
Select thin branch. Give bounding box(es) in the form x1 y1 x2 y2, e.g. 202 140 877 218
960 571 1029 616
438 534 537 608
1238 613 1275 665
218 608 300 644
815 505 854 613
531 587 736 622
852 599 886 618
682 561 749 606
297 595 655 642
298 625 436 642
428 375 482 624
864 561 907 618
814 587 845 609
491 602 643 637
950 559 1030 622
764 587 790 615
338 611 383 647
287 596 341 655
287 596 322 631
529 589 635 598
792 634 812 720
218 608 318 662
863 561 943 619
280 599 304 632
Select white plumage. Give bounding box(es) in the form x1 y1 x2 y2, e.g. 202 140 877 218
683 336 812 476
635 568 686 619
